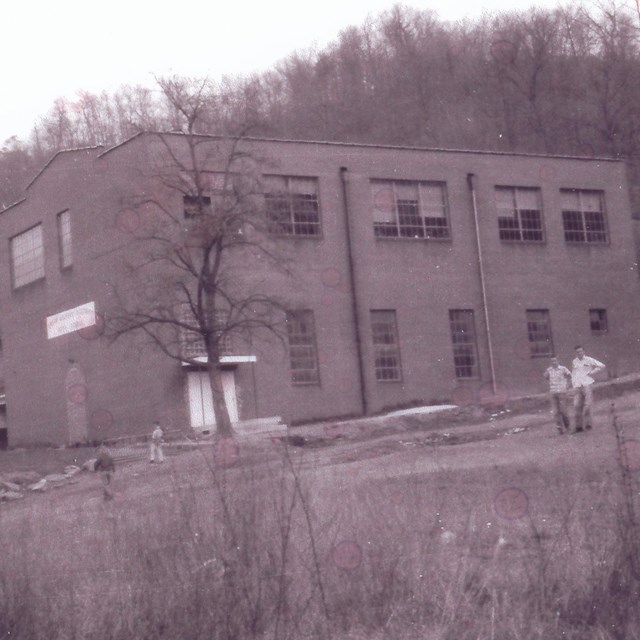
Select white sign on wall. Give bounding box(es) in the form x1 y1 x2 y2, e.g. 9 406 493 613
46 302 97 340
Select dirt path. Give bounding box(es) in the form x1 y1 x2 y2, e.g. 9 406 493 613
1 392 637 523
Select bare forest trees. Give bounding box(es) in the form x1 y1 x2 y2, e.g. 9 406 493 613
3 3 640 207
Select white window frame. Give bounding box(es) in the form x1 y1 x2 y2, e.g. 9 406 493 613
264 175 321 237
495 186 544 243
561 189 609 244
589 308 608 334
371 310 403 382
180 306 232 359
286 310 320 385
526 309 554 357
10 224 45 289
371 179 450 240
57 210 73 268
449 309 480 379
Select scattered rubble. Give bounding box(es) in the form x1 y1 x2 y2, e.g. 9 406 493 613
4 470 41 486
503 427 527 436
64 465 81 478
0 459 94 504
0 490 24 501
29 479 47 492
0 480 22 492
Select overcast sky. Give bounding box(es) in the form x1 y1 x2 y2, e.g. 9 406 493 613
2 0 574 144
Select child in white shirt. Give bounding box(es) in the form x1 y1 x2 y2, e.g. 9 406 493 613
150 421 165 463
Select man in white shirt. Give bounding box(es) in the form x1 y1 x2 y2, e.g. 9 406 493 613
571 346 605 433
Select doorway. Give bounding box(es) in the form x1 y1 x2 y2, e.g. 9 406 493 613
186 370 238 433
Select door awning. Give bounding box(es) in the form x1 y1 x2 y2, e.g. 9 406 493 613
181 355 257 367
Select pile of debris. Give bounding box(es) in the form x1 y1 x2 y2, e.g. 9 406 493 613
0 464 87 501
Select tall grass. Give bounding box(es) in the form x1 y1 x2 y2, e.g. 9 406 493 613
0 426 639 640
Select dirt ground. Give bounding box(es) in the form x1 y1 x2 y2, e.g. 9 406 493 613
1 389 636 521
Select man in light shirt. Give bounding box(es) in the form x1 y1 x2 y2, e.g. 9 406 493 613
571 346 605 433
544 357 572 434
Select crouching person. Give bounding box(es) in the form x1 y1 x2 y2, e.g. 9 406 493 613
94 444 115 501
544 356 572 434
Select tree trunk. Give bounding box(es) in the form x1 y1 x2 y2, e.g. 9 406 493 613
206 347 234 437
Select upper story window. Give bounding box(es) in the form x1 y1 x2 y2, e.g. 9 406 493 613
264 176 321 237
371 180 449 240
183 195 212 218
495 186 544 242
183 172 240 219
561 189 608 244
57 210 72 268
11 224 44 289
180 306 232 359
286 310 320 385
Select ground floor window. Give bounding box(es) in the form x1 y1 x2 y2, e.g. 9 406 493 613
370 310 402 381
590 308 608 334
286 310 320 384
526 309 554 356
449 310 479 378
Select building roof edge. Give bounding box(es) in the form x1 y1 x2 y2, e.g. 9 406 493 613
245 136 622 163
97 130 622 163
0 197 27 215
25 145 104 191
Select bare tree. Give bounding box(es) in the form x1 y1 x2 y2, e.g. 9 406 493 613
108 79 288 437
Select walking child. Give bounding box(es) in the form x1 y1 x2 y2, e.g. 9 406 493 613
94 444 115 501
544 356 572 434
150 420 164 463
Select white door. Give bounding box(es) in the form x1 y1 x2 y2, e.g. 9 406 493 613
187 371 238 431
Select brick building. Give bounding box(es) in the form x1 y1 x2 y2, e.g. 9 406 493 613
0 132 638 446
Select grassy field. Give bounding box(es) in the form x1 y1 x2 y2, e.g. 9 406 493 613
1 395 640 639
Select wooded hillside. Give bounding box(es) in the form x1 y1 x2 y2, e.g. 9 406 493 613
2 2 640 208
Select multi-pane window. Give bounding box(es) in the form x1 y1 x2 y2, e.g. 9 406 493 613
449 310 479 379
286 310 320 384
11 224 44 289
561 189 608 244
180 307 231 359
57 210 72 268
370 310 402 381
183 172 239 219
526 310 554 357
495 186 544 242
264 176 321 237
371 180 449 239
590 308 608 334
183 195 212 218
